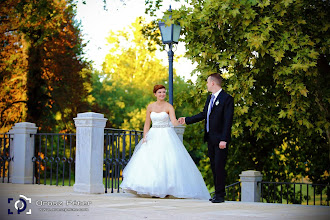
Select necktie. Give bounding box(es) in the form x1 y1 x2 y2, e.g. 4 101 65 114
206 94 215 132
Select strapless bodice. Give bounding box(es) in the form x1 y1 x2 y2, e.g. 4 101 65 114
150 112 170 127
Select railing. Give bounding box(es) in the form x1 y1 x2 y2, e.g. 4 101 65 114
29 129 243 198
210 182 241 201
31 133 76 186
225 181 241 201
104 128 143 193
0 133 12 183
29 129 144 192
259 181 330 206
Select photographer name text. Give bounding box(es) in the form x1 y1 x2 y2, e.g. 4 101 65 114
35 200 92 206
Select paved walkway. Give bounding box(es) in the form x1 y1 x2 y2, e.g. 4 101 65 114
0 183 329 220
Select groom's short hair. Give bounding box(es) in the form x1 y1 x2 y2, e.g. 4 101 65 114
209 73 223 86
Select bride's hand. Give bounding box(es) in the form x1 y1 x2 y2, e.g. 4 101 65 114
142 137 147 143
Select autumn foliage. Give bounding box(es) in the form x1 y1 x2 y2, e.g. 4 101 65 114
0 0 91 133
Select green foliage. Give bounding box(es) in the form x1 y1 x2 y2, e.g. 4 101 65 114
145 0 330 187
91 17 171 129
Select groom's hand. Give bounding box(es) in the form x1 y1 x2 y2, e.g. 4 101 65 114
219 141 227 149
178 117 186 125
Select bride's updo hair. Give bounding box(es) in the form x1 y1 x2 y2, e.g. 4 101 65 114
153 84 166 94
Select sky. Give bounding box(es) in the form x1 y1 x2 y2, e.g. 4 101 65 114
75 0 197 82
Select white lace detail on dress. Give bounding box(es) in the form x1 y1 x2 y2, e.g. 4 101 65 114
152 124 170 128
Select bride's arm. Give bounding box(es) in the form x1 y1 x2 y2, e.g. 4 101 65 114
143 105 152 142
168 104 180 127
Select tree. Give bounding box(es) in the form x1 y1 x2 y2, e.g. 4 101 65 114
0 0 91 133
0 0 28 133
94 17 169 129
146 0 330 186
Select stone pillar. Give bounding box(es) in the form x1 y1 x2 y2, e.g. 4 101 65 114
174 125 186 143
239 170 263 202
73 112 107 194
9 122 38 184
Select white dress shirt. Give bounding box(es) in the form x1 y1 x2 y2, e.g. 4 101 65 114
208 89 222 111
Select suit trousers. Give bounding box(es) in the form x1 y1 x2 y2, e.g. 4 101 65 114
207 135 228 197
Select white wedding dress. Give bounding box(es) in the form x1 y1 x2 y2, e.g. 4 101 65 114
120 112 210 200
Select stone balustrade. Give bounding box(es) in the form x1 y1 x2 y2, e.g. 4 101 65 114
5 112 262 202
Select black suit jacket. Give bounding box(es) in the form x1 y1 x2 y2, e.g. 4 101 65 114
186 90 234 145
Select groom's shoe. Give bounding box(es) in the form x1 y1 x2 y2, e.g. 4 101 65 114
209 195 215 201
211 196 225 203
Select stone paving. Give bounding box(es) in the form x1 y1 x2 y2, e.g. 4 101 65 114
0 183 329 220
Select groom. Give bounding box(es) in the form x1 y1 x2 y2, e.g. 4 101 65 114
178 73 234 203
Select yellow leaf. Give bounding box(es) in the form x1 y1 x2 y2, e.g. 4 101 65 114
165 19 173 27
245 119 253 127
116 101 125 109
292 63 309 71
279 110 286 118
297 19 307 24
300 88 308 97
55 112 61 120
243 20 252 27
261 16 271 24
287 109 294 117
271 49 285 63
242 106 249 114
282 0 294 7
308 50 319 59
231 8 240 17
258 0 270 8
275 19 283 25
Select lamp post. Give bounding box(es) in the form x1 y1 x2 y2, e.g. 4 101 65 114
158 5 181 105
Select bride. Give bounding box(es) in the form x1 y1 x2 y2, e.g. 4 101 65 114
120 85 210 200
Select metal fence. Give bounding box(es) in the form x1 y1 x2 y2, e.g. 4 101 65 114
104 128 143 193
0 133 12 183
8 129 329 206
259 181 330 206
30 129 144 193
225 181 241 201
32 133 76 186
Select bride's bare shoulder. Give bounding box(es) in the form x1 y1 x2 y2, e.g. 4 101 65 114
147 102 156 111
164 102 174 114
166 102 174 109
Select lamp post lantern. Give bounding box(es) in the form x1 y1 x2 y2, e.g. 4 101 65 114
158 5 181 105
